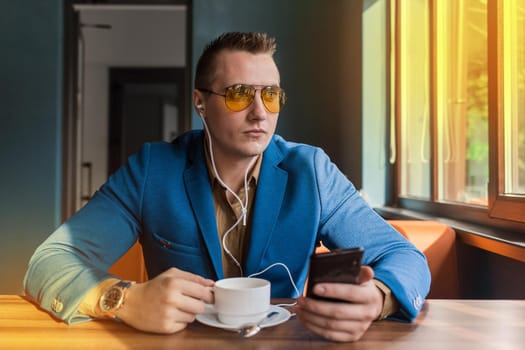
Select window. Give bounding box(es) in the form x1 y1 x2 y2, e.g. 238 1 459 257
435 0 488 206
392 0 525 228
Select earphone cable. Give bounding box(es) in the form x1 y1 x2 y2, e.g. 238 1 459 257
201 117 256 275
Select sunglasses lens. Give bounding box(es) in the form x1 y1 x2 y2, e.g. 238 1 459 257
225 85 254 111
262 87 285 113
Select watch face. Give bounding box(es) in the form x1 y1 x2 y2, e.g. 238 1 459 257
101 287 124 312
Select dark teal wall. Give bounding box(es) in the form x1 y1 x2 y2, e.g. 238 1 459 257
0 1 63 293
192 0 363 186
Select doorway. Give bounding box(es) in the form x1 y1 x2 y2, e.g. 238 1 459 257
108 67 185 175
62 1 191 218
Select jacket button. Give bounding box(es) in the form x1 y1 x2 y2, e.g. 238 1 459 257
51 298 64 313
412 295 422 309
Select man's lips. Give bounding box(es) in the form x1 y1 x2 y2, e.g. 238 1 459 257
244 129 266 136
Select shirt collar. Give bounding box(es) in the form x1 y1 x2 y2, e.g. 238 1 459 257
204 141 263 187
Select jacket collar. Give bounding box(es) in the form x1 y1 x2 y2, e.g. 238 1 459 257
245 139 288 275
184 133 223 278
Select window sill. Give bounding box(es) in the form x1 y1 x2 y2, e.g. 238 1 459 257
376 206 525 263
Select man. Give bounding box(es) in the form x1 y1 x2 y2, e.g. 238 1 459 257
24 32 430 342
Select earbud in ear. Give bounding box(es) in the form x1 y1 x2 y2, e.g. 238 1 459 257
196 104 205 119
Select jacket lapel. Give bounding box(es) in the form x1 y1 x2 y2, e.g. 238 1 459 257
245 140 288 274
184 137 224 279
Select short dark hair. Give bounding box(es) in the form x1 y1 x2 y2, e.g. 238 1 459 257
194 32 277 89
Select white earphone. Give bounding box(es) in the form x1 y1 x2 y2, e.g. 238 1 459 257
196 103 204 116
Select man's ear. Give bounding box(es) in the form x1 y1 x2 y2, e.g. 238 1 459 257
193 91 205 116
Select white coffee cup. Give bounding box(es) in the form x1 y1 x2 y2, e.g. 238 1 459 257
214 277 271 325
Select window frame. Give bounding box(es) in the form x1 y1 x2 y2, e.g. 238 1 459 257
487 0 525 223
390 0 525 232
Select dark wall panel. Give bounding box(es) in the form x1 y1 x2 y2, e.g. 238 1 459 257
457 242 525 299
0 0 63 293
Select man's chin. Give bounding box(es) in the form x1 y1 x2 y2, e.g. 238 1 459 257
240 138 266 151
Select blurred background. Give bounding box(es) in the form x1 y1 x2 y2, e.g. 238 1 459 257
0 0 372 294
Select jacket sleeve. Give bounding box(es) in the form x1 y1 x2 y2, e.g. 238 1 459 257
312 148 431 321
23 144 151 324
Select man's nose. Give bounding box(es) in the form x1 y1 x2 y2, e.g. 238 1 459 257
248 91 268 118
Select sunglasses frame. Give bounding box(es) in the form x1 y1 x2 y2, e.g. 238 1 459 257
197 84 286 113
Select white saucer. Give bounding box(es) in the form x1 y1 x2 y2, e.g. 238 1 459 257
196 304 291 331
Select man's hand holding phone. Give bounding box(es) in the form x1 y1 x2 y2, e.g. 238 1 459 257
296 247 385 342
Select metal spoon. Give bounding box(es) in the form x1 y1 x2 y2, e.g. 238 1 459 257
237 311 279 338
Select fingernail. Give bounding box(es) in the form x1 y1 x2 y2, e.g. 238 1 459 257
314 285 326 295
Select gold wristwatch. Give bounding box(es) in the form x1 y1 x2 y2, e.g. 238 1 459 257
98 280 133 319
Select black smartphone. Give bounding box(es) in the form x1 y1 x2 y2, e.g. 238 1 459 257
306 247 364 302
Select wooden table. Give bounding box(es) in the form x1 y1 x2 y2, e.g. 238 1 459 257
1 295 524 349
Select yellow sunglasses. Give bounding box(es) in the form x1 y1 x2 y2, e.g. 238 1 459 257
198 84 286 113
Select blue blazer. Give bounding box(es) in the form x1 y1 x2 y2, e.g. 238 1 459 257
24 130 430 324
